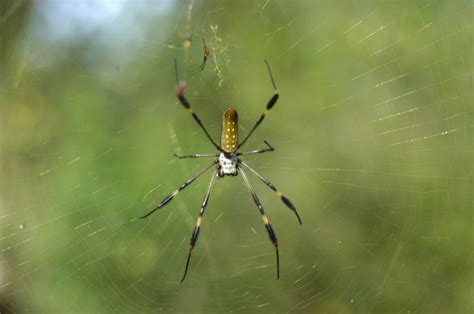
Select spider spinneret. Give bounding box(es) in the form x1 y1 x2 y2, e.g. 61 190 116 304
140 58 302 283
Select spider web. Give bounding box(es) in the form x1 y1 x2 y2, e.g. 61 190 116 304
1 0 472 312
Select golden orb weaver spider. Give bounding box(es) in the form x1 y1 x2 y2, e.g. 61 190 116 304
140 58 302 282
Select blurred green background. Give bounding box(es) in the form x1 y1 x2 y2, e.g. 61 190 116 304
1 0 472 313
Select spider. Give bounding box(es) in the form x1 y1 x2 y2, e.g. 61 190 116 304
140 58 302 282
196 38 210 72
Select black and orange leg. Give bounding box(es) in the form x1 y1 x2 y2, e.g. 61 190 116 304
237 60 279 149
236 140 274 156
139 162 217 219
175 58 221 151
181 169 218 282
239 167 280 279
240 161 302 225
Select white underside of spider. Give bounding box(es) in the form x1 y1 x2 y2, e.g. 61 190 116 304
218 153 238 176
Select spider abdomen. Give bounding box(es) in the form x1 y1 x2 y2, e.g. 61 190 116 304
221 108 238 153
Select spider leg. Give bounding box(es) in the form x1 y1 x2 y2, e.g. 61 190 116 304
236 140 274 156
239 167 280 279
181 169 218 282
189 55 214 77
240 161 302 225
237 60 279 150
139 161 217 219
173 152 219 159
198 60 206 72
175 58 221 151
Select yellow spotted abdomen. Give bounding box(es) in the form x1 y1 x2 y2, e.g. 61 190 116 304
221 108 238 153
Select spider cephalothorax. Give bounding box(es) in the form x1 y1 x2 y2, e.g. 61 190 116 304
140 58 302 282
218 152 238 177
